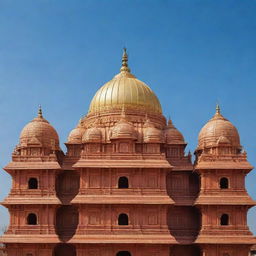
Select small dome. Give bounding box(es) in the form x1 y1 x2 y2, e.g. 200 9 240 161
19 107 60 150
165 120 185 144
144 119 163 143
82 127 102 143
88 48 162 115
110 113 137 140
67 120 85 144
197 105 240 150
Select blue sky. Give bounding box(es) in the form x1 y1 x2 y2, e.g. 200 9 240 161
0 0 256 234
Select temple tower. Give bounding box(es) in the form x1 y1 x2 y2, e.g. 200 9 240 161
1 107 63 255
194 105 255 256
62 48 179 256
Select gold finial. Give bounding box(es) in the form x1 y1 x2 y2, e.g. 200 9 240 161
216 103 221 114
120 47 130 72
38 105 43 118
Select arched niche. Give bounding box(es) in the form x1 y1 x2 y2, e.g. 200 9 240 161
28 177 38 189
27 213 37 225
220 214 229 226
118 213 129 225
220 177 229 189
118 176 129 188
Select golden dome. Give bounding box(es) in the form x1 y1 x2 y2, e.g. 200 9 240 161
197 105 240 150
165 119 185 144
20 107 60 150
67 120 85 144
88 48 162 115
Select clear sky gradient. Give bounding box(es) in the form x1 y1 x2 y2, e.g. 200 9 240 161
0 0 255 234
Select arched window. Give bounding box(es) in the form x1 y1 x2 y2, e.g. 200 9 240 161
118 213 129 225
27 213 37 225
220 214 229 226
220 177 229 189
116 251 131 256
28 178 38 189
118 176 129 189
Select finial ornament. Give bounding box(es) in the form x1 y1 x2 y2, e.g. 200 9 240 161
168 118 173 127
120 47 130 73
216 103 221 114
168 116 172 125
38 105 43 118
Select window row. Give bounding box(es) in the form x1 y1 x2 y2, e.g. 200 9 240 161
26 176 130 189
26 212 230 226
26 213 130 225
26 176 230 190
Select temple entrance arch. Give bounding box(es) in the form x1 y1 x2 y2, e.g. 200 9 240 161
53 244 76 256
116 251 131 256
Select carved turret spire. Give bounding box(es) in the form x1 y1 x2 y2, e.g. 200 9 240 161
120 47 131 73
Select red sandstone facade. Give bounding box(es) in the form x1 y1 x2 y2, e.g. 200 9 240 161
1 49 255 256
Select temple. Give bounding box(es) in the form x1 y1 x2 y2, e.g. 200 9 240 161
0 49 255 256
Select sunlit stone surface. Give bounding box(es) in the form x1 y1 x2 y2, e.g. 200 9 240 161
1 49 255 256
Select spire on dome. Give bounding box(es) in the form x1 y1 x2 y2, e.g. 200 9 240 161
167 117 174 128
212 103 226 120
19 106 60 150
38 105 43 118
120 47 131 73
216 103 221 114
